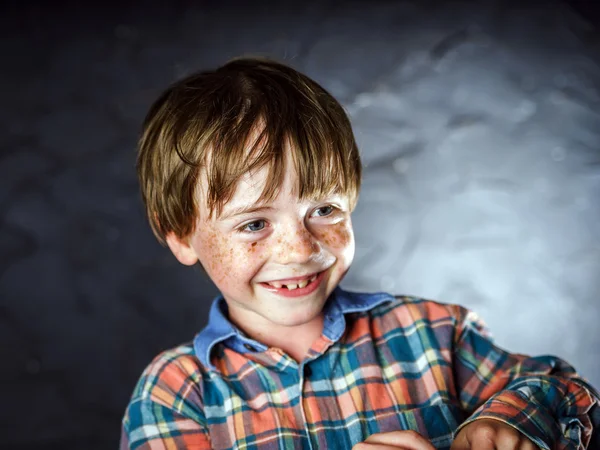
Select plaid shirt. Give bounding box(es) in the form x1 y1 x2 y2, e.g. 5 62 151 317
121 288 599 449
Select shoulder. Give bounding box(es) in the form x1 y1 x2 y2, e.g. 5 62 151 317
128 343 210 412
364 293 464 324
122 344 214 442
352 292 490 339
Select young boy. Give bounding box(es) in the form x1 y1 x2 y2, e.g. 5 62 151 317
121 57 599 450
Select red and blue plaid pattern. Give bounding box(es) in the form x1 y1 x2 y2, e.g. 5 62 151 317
121 289 599 449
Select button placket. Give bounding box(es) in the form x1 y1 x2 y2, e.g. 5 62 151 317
298 363 314 450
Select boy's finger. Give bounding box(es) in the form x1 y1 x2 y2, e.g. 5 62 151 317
494 425 522 450
353 444 409 450
450 429 487 450
364 430 436 450
520 440 538 450
461 430 495 450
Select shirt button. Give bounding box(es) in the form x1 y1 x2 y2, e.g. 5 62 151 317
304 366 312 377
244 343 256 352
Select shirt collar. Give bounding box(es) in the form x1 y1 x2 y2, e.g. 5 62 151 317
193 286 393 370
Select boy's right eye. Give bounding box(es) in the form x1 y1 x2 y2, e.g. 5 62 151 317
240 220 266 233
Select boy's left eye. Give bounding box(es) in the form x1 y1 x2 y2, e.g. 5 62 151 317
241 220 266 232
312 205 334 217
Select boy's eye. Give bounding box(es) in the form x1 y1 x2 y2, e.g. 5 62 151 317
241 220 266 232
313 205 334 217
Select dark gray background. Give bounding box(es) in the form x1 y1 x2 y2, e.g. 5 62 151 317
2 0 599 448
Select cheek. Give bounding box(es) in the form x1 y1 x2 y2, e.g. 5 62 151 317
194 230 267 284
316 221 354 249
194 229 229 279
243 240 269 266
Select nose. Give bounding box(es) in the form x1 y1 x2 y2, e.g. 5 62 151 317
274 221 320 265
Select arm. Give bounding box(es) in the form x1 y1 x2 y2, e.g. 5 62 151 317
121 399 211 449
120 357 211 449
452 306 600 449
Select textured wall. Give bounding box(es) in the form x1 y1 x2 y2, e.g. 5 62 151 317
2 0 599 447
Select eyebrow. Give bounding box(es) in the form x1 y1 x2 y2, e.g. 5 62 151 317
219 204 275 220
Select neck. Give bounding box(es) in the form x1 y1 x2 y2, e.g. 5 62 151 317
234 313 325 363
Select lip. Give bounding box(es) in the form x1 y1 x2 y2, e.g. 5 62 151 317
263 271 320 284
259 270 326 298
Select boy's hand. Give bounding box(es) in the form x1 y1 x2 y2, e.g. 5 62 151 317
451 419 538 449
352 430 436 450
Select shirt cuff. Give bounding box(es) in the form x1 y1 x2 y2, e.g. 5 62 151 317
455 390 560 450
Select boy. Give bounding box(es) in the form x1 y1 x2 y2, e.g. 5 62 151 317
121 57 599 449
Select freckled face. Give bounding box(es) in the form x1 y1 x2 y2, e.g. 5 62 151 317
186 157 355 335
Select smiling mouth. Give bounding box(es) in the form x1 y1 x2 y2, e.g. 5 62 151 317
258 269 329 298
263 273 319 290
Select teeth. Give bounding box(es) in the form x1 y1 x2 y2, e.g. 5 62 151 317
266 273 319 289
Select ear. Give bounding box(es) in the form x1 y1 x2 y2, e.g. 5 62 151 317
165 232 199 266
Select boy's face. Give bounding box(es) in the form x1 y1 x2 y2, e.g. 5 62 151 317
166 150 355 336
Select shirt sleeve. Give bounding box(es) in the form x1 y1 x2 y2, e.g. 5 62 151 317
120 355 212 450
451 306 600 450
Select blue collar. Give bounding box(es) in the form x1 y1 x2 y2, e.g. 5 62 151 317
193 286 393 370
